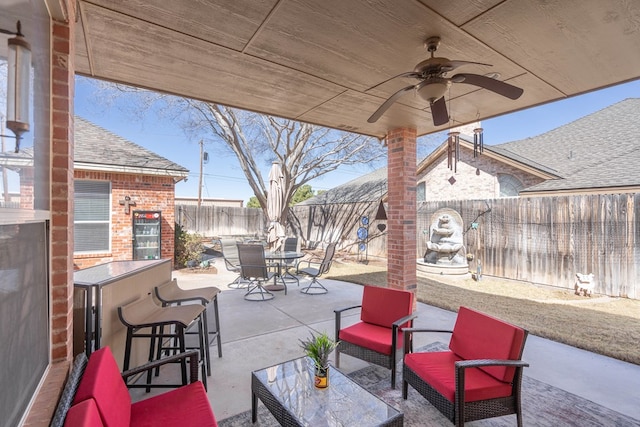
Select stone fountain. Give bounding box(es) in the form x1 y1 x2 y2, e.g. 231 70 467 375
417 208 469 275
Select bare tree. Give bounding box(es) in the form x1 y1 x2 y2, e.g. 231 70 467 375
86 78 386 227
185 101 385 223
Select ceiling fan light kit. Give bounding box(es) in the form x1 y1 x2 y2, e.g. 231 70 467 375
367 36 524 127
417 77 450 103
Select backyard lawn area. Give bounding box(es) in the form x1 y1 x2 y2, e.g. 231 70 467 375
326 259 640 366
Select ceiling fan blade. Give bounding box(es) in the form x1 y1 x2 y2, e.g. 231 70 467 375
367 85 416 123
430 96 449 126
366 72 421 92
452 73 524 100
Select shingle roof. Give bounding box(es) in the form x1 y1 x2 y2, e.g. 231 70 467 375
74 116 188 175
493 98 640 192
298 167 387 205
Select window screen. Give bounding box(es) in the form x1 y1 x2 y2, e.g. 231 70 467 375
0 222 49 426
74 180 111 253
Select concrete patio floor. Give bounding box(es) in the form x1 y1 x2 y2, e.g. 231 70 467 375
134 261 640 423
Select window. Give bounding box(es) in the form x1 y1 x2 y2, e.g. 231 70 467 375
417 181 426 202
74 180 111 253
498 174 523 197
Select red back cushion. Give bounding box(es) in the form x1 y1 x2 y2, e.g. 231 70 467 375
64 399 104 427
360 286 413 328
73 347 131 427
449 306 526 382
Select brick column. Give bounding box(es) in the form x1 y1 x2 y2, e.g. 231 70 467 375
386 128 417 295
50 19 75 363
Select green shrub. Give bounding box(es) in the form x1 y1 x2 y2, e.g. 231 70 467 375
174 223 204 268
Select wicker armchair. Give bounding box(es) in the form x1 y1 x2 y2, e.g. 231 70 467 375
334 285 416 388
402 306 529 426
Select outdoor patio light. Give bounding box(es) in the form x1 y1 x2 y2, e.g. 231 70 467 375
1 21 31 153
417 78 451 104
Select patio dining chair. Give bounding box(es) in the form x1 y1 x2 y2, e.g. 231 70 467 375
237 243 283 301
281 237 300 286
296 242 336 294
219 238 247 288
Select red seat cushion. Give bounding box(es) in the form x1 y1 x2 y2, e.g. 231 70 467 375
339 322 402 355
130 381 217 427
64 399 104 427
405 351 513 403
449 306 526 382
360 286 413 328
73 347 131 427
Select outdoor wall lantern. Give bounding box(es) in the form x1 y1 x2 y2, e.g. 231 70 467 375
1 21 31 153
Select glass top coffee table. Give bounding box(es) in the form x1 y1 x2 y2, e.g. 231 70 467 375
251 357 403 426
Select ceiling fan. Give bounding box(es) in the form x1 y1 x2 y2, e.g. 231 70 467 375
367 36 524 126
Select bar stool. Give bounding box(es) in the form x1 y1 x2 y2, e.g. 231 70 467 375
154 279 222 376
117 295 207 390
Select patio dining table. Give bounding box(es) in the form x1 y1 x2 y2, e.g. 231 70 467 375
263 250 305 291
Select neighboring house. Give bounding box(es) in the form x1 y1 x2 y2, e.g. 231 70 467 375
296 98 640 263
73 117 189 268
306 98 640 205
1 117 189 269
493 98 640 196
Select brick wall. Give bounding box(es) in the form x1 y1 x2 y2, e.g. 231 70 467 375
50 19 75 364
418 145 545 201
386 128 417 295
73 170 176 269
19 167 34 209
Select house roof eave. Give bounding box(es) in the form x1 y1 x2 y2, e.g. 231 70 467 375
74 162 190 180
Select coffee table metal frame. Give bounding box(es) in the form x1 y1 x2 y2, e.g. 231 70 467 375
251 357 403 426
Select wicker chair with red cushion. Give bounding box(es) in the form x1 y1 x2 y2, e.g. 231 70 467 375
334 285 416 389
63 346 217 427
402 306 529 427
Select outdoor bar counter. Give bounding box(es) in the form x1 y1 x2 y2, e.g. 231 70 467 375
74 259 172 370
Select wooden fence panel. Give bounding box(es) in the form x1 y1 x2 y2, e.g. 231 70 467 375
175 204 266 238
180 193 639 299
419 194 639 298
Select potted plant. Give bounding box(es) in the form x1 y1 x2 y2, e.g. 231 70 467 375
299 332 338 388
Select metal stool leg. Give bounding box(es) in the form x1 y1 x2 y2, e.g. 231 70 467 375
197 316 208 390
200 309 212 377
212 296 222 358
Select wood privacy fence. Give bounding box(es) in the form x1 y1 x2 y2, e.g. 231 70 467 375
290 201 388 255
417 194 639 299
175 204 266 238
178 193 639 299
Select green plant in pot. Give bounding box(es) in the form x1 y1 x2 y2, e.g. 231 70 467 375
299 332 338 388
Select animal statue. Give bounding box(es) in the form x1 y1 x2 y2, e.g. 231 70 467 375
574 273 595 297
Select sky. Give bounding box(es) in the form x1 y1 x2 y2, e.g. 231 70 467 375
72 77 640 204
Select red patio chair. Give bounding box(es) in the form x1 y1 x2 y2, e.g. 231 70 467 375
334 285 416 388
